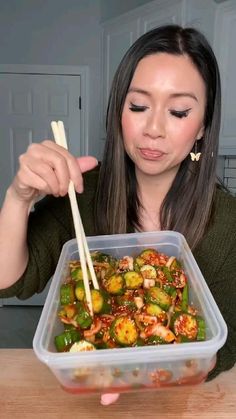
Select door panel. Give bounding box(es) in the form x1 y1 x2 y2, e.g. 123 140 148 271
0 73 81 205
0 72 81 306
101 20 139 136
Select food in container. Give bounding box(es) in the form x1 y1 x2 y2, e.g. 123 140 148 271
54 247 206 353
33 231 227 394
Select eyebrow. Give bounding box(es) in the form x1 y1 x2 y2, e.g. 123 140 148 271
127 87 198 102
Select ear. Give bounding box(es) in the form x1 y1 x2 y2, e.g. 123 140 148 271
196 125 204 141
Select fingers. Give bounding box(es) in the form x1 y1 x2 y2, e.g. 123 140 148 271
42 141 98 193
17 156 65 196
41 140 82 193
76 156 98 173
100 393 120 406
12 140 98 202
18 142 70 197
75 156 98 193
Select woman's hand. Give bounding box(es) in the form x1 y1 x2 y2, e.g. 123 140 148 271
10 140 98 203
100 393 120 406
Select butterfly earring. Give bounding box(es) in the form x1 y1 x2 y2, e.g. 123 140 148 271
190 141 201 161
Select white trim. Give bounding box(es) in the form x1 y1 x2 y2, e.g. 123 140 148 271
214 1 236 156
100 0 183 27
218 145 236 157
0 64 89 155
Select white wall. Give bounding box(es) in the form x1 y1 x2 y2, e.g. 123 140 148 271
0 0 158 159
0 0 233 178
0 0 102 158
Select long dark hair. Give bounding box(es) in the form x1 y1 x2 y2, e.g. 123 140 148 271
95 24 221 250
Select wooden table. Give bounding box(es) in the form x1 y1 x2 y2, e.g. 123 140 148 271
0 349 235 419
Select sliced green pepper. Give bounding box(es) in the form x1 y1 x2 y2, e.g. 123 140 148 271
91 289 112 314
63 322 76 331
162 266 174 282
59 303 77 319
116 290 136 310
163 283 176 297
146 303 165 318
71 267 91 281
196 316 206 341
91 251 117 266
147 335 166 345
181 283 188 311
60 283 76 305
54 329 81 352
74 302 93 329
145 286 172 311
135 337 145 346
75 282 85 301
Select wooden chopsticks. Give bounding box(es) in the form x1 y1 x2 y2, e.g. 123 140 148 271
51 120 99 316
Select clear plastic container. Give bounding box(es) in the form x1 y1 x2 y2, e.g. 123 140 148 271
33 231 227 394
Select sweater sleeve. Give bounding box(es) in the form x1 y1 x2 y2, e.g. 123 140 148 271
0 194 74 300
192 189 236 381
0 168 99 300
206 239 236 380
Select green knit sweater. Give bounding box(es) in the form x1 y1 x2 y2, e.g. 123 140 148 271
1 168 236 380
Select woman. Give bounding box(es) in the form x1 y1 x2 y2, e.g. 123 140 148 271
0 25 235 404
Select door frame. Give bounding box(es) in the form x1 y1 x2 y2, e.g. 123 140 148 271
0 64 89 155
0 64 89 307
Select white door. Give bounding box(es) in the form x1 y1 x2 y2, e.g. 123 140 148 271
0 73 81 206
101 19 139 136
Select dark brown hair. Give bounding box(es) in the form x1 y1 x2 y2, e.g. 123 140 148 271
95 24 221 250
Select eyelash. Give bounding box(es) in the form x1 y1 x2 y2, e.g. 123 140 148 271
170 109 191 118
129 103 191 118
129 103 147 112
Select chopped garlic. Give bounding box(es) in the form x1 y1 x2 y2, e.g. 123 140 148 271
134 296 144 309
119 256 134 271
165 256 176 268
69 340 96 352
143 278 155 288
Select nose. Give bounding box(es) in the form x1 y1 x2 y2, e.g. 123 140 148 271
143 111 165 140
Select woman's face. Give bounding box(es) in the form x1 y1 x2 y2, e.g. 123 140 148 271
121 53 206 179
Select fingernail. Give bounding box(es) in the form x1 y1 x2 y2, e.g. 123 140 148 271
76 185 83 194
100 393 120 406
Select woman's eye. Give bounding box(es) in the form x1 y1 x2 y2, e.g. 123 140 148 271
170 108 191 118
129 103 148 112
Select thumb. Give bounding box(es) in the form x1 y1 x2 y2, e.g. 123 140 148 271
76 156 98 173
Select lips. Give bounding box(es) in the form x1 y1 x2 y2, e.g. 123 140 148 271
139 148 165 159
